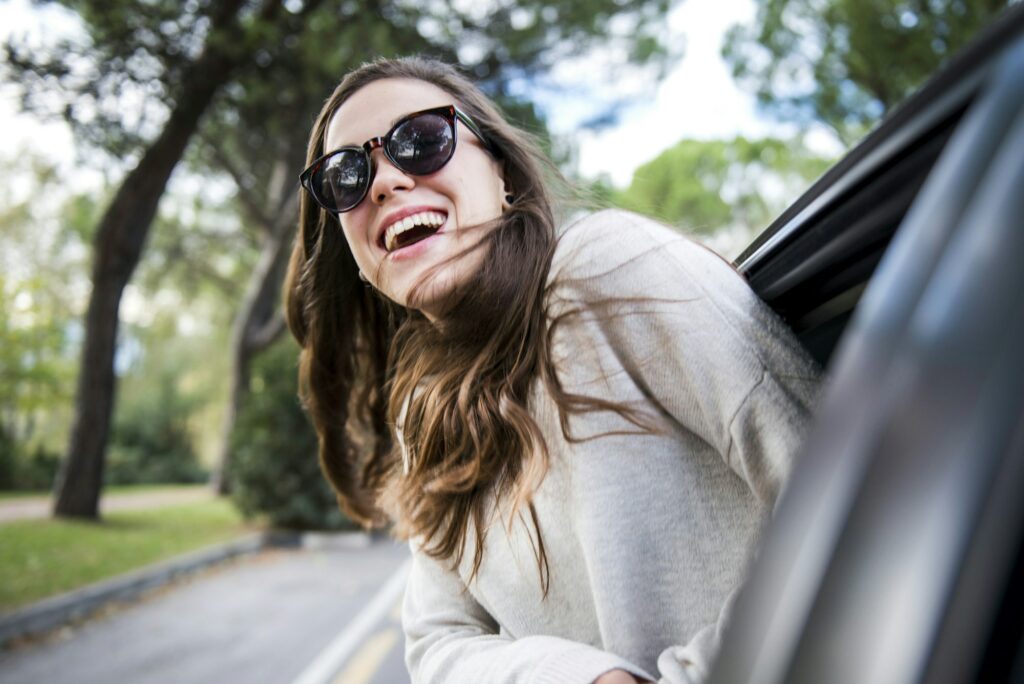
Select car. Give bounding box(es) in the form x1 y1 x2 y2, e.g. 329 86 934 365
709 4 1024 683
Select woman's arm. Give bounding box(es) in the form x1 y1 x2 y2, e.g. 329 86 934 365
403 542 656 684
552 209 820 505
552 210 821 683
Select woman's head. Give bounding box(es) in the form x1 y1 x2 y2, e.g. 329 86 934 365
297 57 552 318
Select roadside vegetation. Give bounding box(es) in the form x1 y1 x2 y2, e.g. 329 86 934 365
0 483 207 502
0 499 254 612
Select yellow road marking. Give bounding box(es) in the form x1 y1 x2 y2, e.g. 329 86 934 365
330 628 399 684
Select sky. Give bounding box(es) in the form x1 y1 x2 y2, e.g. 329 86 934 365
0 0 843 193
553 0 841 185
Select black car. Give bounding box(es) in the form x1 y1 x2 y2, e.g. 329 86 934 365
710 5 1024 683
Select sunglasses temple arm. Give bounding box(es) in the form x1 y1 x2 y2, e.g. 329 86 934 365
456 111 501 158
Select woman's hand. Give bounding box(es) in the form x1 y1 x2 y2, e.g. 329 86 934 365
593 669 649 684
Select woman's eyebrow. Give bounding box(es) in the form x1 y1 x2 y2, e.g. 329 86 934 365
329 118 394 150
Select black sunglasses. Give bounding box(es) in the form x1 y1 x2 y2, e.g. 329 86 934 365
299 105 499 214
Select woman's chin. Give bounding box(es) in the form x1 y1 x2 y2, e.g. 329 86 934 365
391 250 485 318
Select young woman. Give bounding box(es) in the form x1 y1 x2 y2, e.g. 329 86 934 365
285 56 820 684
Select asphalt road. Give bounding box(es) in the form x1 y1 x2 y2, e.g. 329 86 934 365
0 538 413 684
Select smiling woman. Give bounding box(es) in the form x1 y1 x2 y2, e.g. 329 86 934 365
283 56 821 684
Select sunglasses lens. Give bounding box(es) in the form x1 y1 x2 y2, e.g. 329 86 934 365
388 113 455 175
315 149 370 212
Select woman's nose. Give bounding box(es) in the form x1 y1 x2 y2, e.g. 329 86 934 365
369 152 415 206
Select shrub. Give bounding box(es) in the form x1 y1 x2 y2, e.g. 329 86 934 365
229 338 355 531
0 425 61 492
106 372 207 485
0 426 15 490
14 444 61 491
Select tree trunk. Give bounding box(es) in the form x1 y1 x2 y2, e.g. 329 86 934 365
209 191 297 495
52 0 269 519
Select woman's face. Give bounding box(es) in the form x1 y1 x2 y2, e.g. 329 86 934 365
324 78 507 318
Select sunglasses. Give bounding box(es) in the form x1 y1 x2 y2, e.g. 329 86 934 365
299 104 499 214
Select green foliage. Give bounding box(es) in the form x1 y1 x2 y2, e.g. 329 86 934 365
724 0 1013 144
135 187 256 303
0 498 247 611
229 338 354 531
0 430 61 491
0 153 93 481
105 371 208 485
614 136 833 234
5 0 684 176
0 426 16 489
105 310 226 486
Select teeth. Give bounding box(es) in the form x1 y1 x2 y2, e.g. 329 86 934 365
384 211 446 252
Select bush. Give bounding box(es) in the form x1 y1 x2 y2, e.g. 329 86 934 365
106 372 207 485
14 444 61 491
229 338 355 531
0 425 61 492
0 426 15 490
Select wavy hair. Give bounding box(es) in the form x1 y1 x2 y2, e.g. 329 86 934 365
284 56 647 592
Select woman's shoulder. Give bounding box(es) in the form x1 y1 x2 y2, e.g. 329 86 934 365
550 209 684 281
548 209 739 300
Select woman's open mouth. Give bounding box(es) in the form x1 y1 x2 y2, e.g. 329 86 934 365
381 211 447 253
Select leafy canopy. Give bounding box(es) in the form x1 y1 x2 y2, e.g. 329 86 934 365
613 135 832 235
723 0 1014 143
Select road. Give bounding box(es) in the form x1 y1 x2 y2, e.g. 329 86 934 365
0 538 413 684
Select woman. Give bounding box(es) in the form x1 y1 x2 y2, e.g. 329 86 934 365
285 56 820 684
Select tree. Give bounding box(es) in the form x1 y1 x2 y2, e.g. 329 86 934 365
614 135 832 236
5 0 686 518
4 0 294 517
723 0 1013 144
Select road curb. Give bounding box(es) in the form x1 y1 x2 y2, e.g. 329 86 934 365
0 529 373 649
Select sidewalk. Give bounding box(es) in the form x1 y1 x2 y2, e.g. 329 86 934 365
0 486 214 523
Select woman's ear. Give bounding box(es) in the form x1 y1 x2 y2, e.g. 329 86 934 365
501 172 515 211
498 162 513 211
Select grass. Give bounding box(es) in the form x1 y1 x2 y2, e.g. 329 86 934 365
0 490 50 501
0 483 208 502
0 498 258 613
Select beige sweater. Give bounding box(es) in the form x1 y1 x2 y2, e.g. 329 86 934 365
401 210 821 684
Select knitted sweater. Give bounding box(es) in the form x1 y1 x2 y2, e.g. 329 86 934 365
401 210 821 684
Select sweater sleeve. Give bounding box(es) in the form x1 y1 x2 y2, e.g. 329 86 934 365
551 209 820 506
550 210 821 683
403 540 657 684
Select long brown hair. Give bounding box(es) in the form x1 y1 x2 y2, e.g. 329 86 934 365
284 56 647 592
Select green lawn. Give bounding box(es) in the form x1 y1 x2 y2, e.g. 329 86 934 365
0 499 258 612
0 483 208 502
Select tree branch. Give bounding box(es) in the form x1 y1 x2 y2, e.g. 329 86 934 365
200 131 276 234
249 313 286 352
